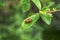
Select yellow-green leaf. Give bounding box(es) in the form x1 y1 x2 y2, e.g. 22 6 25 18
32 0 41 10
40 13 53 25
21 13 40 31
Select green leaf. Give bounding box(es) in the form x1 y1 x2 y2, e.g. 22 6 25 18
40 13 53 25
56 4 60 9
20 0 30 13
21 13 40 31
47 2 54 8
32 0 41 10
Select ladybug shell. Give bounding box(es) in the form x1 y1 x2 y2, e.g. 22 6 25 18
25 18 32 23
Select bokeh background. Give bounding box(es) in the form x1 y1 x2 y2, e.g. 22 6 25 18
0 0 60 40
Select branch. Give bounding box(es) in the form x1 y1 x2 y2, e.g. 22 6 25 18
47 9 60 13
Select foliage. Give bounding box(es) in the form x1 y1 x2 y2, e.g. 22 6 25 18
0 0 60 40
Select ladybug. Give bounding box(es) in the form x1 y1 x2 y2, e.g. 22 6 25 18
25 18 32 23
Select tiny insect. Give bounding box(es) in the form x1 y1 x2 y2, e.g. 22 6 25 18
25 18 32 23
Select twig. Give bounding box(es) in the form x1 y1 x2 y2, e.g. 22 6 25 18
47 9 60 13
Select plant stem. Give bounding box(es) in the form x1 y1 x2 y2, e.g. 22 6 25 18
47 9 60 13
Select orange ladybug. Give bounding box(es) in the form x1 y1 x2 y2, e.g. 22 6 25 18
25 18 32 23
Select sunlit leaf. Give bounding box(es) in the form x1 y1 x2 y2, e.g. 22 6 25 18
40 13 53 25
32 0 41 10
21 13 40 31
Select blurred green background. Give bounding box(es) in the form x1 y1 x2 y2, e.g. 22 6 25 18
0 0 60 40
